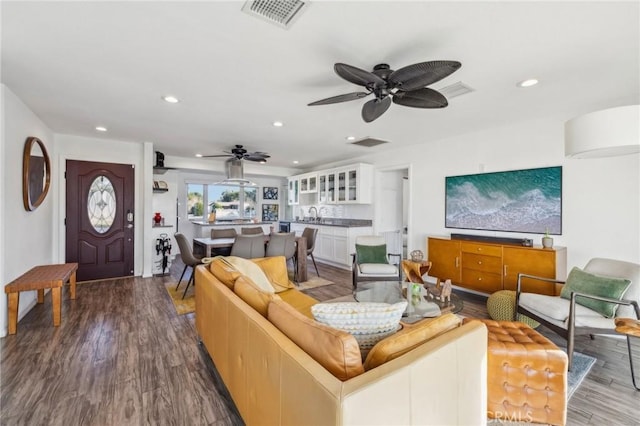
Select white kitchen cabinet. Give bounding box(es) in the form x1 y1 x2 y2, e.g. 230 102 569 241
312 225 373 269
312 164 372 205
299 173 318 194
336 164 373 204
318 171 337 204
287 177 299 205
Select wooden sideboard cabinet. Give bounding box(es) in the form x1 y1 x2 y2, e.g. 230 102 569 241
427 236 567 295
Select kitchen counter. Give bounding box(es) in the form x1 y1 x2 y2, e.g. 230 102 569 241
191 221 275 227
289 218 372 228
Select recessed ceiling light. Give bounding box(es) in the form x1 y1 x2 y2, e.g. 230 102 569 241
272 121 284 127
292 160 299 164
163 95 179 103
95 126 107 132
346 136 356 141
517 79 539 88
195 153 203 158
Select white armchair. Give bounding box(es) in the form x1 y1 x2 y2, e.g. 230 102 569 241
352 236 401 290
515 258 640 370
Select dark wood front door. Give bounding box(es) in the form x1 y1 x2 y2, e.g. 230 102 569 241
66 160 135 281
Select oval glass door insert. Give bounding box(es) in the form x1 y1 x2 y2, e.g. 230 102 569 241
88 175 116 233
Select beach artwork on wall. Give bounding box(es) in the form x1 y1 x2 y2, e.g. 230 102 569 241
445 166 562 235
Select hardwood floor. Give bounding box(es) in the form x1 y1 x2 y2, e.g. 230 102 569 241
1 260 638 425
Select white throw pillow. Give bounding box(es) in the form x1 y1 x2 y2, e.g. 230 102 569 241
224 256 274 294
311 301 407 352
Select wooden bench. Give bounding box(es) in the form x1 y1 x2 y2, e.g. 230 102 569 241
4 263 78 335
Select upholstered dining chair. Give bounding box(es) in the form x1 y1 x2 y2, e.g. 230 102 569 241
230 234 265 259
515 257 640 370
210 228 237 256
241 226 264 235
301 227 320 277
174 233 205 299
352 235 401 290
266 232 297 280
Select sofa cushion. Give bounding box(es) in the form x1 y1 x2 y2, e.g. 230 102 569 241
267 299 364 381
278 289 318 319
560 266 631 318
251 256 296 293
356 244 388 264
225 256 275 293
311 301 407 354
209 256 242 290
234 275 280 317
363 313 462 370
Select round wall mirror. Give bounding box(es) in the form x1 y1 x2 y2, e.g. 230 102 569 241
22 136 51 211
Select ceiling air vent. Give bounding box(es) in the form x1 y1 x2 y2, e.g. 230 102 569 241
351 138 389 148
438 81 475 99
242 0 307 29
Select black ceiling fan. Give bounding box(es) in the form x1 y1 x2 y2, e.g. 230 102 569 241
308 60 461 122
201 145 270 162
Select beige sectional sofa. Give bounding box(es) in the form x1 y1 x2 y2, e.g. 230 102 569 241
195 256 488 425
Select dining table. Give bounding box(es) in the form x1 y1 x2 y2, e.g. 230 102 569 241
193 235 308 282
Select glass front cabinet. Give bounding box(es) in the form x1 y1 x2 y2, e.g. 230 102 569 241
290 164 372 205
287 177 299 205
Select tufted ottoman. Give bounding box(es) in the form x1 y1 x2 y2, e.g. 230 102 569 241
464 319 568 426
487 290 540 328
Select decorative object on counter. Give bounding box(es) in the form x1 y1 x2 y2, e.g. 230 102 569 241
155 233 172 276
208 202 220 223
542 229 554 248
153 212 162 225
409 250 424 262
263 186 278 200
262 204 279 221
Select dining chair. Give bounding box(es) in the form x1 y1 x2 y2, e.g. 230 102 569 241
266 232 297 280
301 227 320 277
241 226 264 235
210 228 237 256
230 234 265 258
174 233 205 299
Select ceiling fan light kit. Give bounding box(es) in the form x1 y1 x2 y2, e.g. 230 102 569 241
309 60 462 122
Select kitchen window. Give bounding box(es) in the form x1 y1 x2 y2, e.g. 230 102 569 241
187 183 257 221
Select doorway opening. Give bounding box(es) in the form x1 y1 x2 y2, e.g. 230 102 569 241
375 166 410 259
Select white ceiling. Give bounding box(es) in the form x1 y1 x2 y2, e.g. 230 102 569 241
2 1 639 170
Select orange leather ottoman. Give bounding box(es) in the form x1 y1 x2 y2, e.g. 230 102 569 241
464 319 568 426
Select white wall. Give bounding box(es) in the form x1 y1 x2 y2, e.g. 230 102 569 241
345 117 639 271
1 85 56 337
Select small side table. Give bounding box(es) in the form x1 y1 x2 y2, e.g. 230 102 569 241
401 259 432 283
4 263 78 335
615 317 640 390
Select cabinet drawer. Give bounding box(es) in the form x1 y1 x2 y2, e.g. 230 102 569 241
461 242 502 257
462 253 502 272
461 269 502 293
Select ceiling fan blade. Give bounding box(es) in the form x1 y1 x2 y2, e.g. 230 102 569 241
361 96 392 123
388 61 461 91
308 92 370 106
201 154 233 158
392 88 448 108
334 63 385 87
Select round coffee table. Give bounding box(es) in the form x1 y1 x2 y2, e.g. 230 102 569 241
354 281 463 323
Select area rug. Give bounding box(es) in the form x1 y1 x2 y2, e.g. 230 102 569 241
295 276 334 290
164 281 195 315
567 351 596 399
